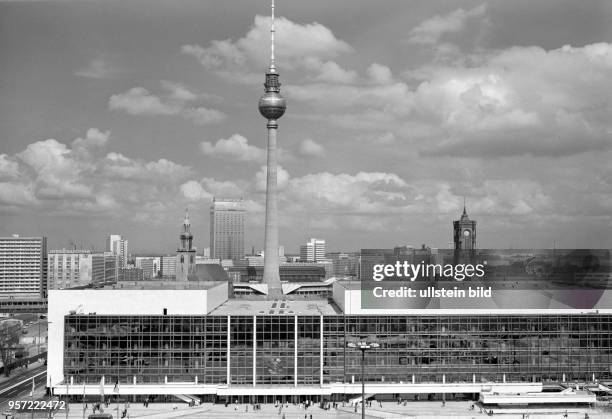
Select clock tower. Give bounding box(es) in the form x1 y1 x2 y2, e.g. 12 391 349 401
453 203 476 250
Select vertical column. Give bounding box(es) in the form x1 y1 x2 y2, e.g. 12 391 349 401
263 121 281 293
253 315 257 387
227 315 231 386
294 315 298 387
320 315 324 386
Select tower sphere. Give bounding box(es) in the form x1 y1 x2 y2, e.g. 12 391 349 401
259 91 286 120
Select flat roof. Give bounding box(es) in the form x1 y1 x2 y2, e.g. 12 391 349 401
209 298 340 315
335 280 361 290
108 280 226 290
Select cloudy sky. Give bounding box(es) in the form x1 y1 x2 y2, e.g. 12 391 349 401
1 0 612 253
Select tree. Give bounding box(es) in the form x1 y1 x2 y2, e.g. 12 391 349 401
0 320 22 377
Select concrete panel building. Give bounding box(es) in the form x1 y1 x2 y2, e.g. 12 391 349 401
0 235 47 297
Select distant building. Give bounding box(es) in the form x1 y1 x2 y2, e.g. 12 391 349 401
106 234 128 268
91 252 118 286
210 198 245 261
327 252 359 278
201 247 210 258
134 257 160 279
453 204 477 250
195 257 221 265
0 235 47 297
300 238 326 262
161 256 176 278
176 210 196 281
359 248 394 281
119 267 144 281
245 255 264 267
227 263 326 283
257 246 287 265
101 252 118 284
48 249 94 289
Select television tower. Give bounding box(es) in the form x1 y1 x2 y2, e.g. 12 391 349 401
258 0 286 298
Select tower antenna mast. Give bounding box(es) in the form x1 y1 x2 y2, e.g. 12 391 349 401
270 0 276 73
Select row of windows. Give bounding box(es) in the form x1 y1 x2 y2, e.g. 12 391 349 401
64 314 612 385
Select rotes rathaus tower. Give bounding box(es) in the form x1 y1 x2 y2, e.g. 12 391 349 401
258 0 286 298
453 202 477 250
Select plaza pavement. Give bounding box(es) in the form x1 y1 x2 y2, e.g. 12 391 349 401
26 400 611 419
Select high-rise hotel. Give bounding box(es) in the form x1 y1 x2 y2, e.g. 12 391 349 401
209 198 245 261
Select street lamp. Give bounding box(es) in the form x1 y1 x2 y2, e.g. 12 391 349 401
347 341 379 419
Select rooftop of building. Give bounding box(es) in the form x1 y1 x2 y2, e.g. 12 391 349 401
106 280 227 290
208 297 340 315
49 249 92 254
334 280 362 290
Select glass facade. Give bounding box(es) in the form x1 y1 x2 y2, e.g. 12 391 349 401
64 314 612 387
256 316 294 384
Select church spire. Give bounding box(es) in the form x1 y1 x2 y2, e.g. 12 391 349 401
183 208 191 233
180 208 193 251
463 196 467 216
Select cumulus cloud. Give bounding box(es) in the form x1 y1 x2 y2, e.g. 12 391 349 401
109 83 225 125
181 178 243 201
255 165 290 192
0 129 200 220
182 15 352 82
367 63 393 84
17 139 94 199
303 57 358 84
200 134 266 163
287 81 414 115
160 80 198 101
408 4 487 45
72 128 110 149
109 87 178 116
0 182 36 207
279 171 409 213
74 58 118 79
103 153 192 181
414 43 612 157
289 42 612 159
0 154 21 180
180 180 213 201
298 139 325 157
258 169 555 229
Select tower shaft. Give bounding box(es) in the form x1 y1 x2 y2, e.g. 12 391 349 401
263 120 282 297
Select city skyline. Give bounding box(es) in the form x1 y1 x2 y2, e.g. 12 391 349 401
1 0 612 253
